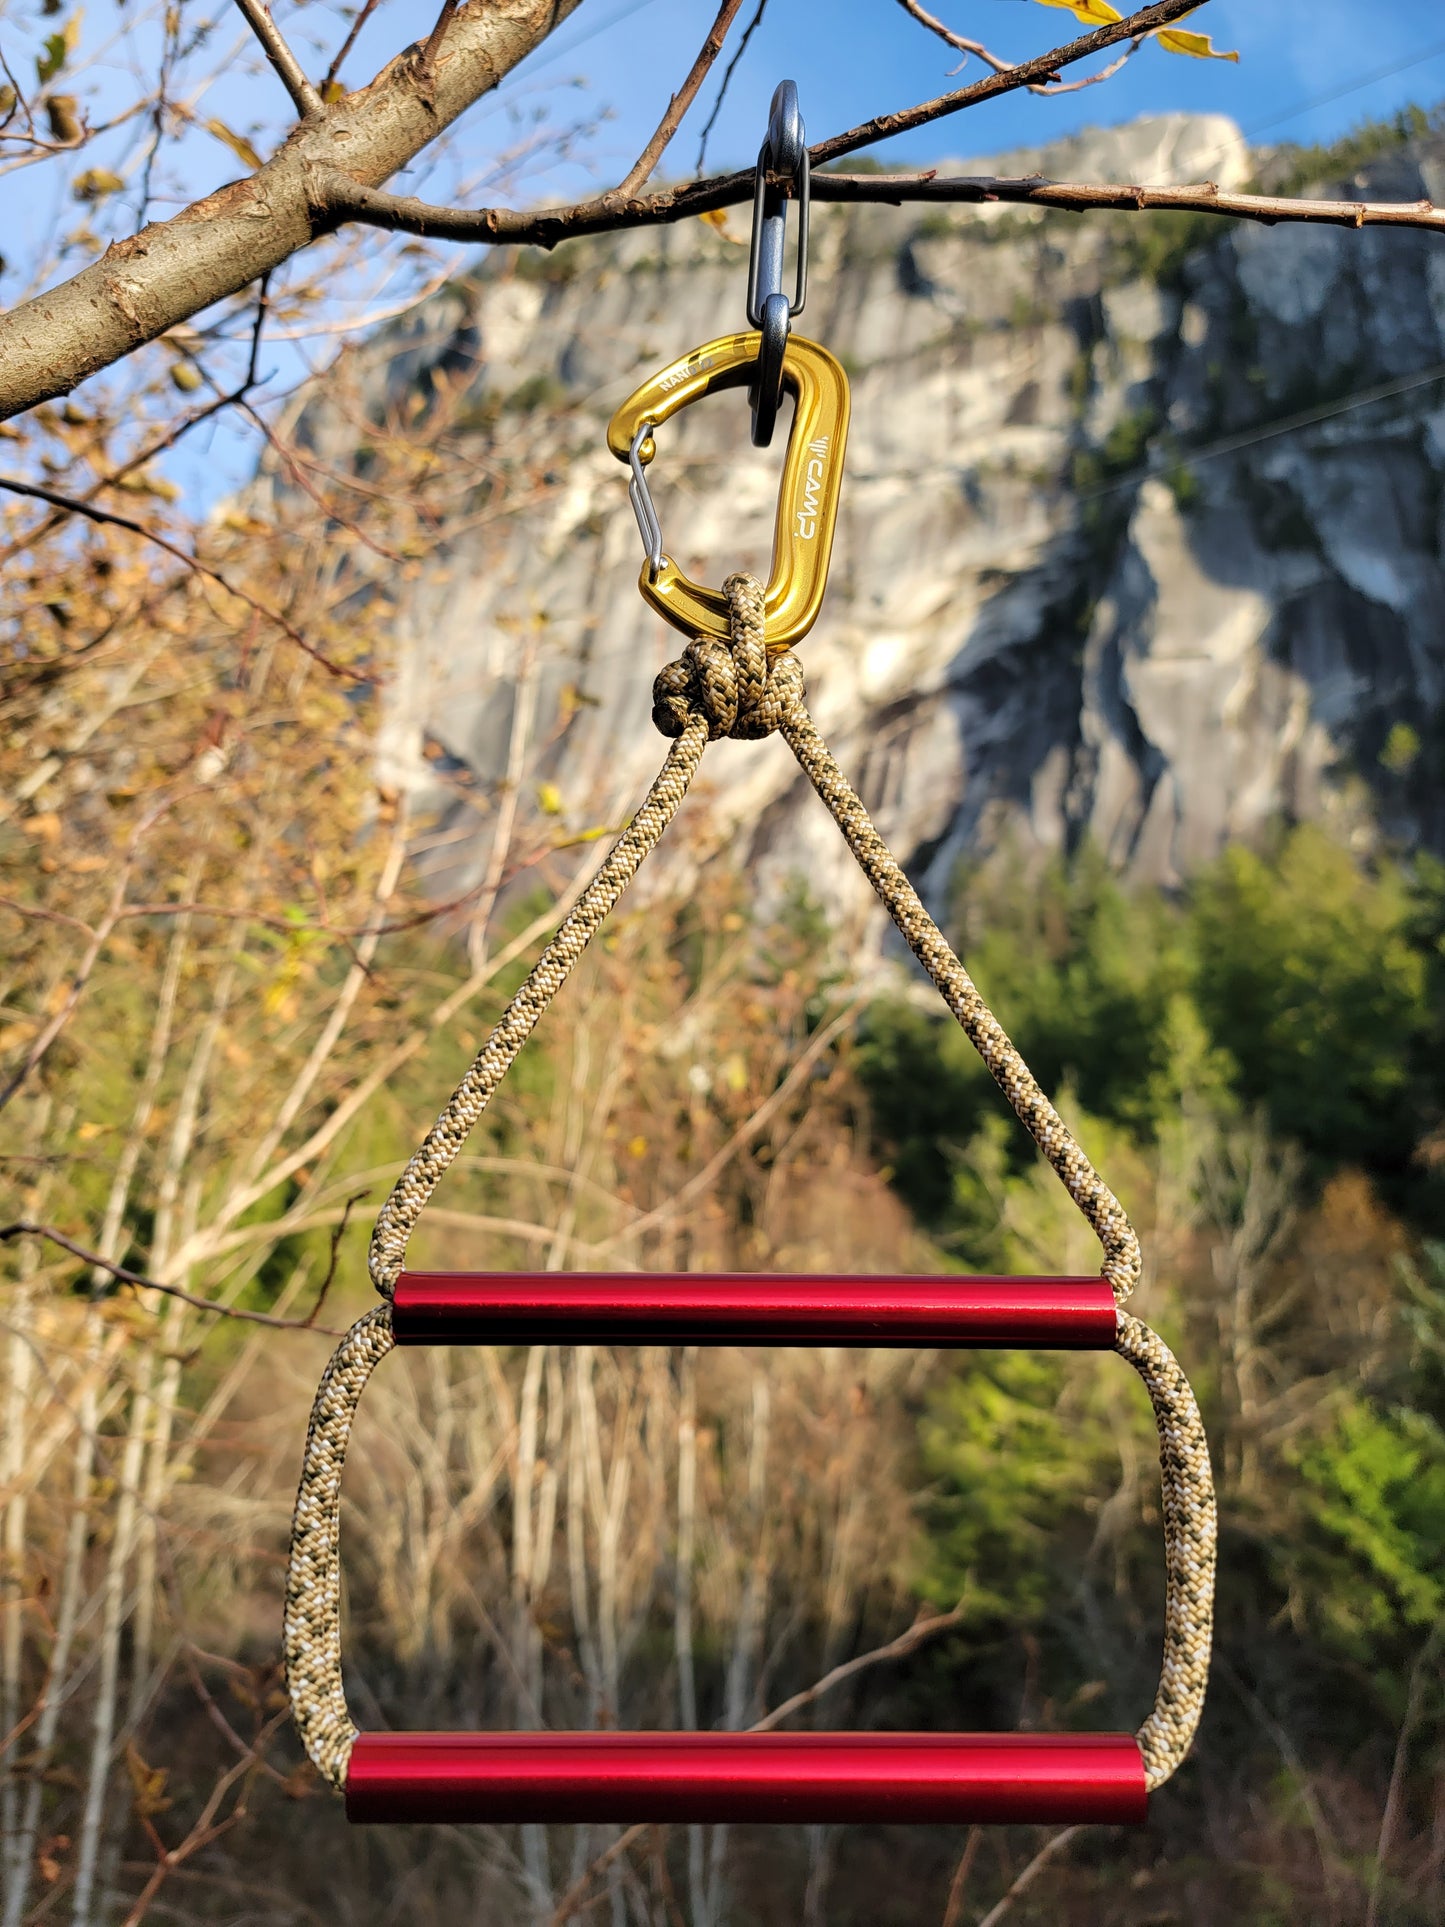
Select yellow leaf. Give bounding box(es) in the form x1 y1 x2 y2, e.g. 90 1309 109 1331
73 167 123 203
1158 27 1238 60
204 117 262 170
114 469 180 501
23 811 62 842
77 1120 104 1141
627 1135 648 1159
537 781 563 816
698 207 742 243
169 361 203 393
1028 1 1237 59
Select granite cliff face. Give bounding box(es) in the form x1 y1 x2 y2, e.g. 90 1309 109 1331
280 112 1445 933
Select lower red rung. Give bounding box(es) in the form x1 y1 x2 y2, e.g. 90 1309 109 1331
392 1273 1117 1349
345 1732 1146 1826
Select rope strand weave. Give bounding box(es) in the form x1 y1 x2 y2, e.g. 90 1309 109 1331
289 572 1214 1799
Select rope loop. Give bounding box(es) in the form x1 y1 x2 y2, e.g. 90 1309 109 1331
285 1302 1214 1795
652 572 806 741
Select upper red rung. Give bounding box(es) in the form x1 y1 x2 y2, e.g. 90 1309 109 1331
392 1272 1117 1348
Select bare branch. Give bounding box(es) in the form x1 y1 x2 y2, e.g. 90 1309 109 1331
0 473 368 681
594 995 867 1254
808 171 1445 232
897 0 1144 96
0 1224 347 1336
895 0 1044 84
617 0 749 200
750 1600 968 1732
318 162 1445 248
231 0 325 119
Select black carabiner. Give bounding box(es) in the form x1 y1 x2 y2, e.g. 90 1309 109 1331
746 80 810 449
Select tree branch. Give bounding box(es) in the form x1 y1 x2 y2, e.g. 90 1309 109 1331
0 0 587 419
317 161 1445 247
617 0 749 199
231 0 325 119
314 0 1208 249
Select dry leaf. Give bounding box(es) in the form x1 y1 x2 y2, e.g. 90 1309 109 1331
125 1744 172 1818
73 167 123 202
44 95 81 142
204 117 262 170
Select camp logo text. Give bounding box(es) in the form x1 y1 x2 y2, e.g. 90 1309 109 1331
795 438 830 540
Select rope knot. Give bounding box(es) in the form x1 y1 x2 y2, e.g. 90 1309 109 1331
652 572 805 742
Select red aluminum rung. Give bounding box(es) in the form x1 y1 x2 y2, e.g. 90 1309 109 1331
393 1272 1116 1349
346 1731 1147 1826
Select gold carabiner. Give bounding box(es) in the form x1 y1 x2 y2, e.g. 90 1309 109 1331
607 331 850 655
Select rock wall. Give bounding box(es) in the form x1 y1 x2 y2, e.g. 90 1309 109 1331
276 112 1445 937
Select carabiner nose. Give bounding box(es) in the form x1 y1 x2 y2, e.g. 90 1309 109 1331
607 331 850 656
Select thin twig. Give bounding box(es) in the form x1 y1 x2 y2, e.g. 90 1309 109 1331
895 0 1048 84
304 1190 369 1328
974 1826 1082 1927
231 0 324 118
0 474 367 683
752 1601 967 1731
1365 1626 1440 1927
418 0 460 96
323 0 384 91
940 1829 981 1927
616 0 748 199
896 0 1142 96
695 0 769 174
0 1225 347 1336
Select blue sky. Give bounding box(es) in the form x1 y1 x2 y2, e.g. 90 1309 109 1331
498 0 1445 186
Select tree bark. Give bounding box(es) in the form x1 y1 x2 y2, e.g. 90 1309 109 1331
0 0 583 420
